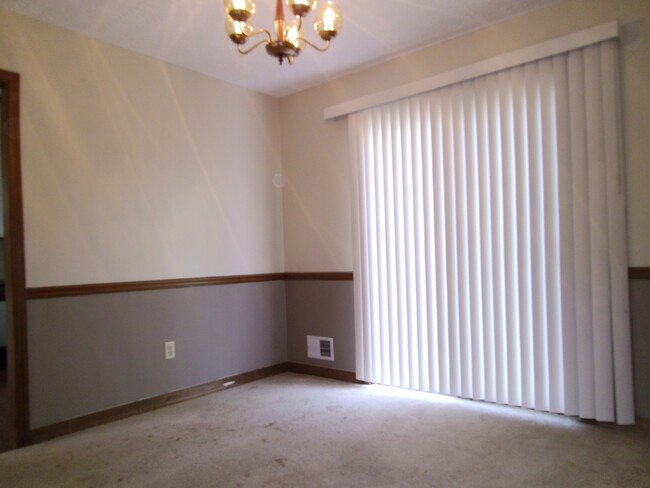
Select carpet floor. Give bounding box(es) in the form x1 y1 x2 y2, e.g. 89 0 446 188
0 372 649 487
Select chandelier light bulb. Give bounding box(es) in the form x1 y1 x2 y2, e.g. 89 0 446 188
225 17 252 44
224 0 255 22
285 22 303 49
286 0 317 18
323 6 335 29
314 1 342 41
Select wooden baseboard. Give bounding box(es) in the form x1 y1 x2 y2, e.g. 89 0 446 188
636 417 650 431
30 363 289 444
28 361 364 445
26 360 649 445
286 362 365 384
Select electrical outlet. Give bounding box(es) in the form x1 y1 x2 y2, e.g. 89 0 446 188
165 341 175 360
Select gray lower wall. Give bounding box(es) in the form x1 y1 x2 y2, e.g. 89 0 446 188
22 275 650 430
27 281 287 429
286 280 355 372
630 279 650 419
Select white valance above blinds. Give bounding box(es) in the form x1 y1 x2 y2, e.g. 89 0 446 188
326 22 618 120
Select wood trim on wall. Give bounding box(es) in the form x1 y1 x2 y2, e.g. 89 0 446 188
0 68 30 449
25 266 649 299
26 266 649 300
629 267 650 280
286 362 364 384
284 272 353 281
26 273 287 299
26 272 354 299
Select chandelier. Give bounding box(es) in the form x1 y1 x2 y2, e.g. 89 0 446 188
223 0 343 65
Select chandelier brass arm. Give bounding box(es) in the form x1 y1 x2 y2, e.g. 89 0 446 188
234 28 274 55
297 36 330 52
291 16 330 53
237 37 272 55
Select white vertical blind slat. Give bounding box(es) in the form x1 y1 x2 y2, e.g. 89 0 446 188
554 53 579 417
485 73 509 406
442 89 461 397
367 111 378 381
357 112 374 382
499 69 522 407
526 61 550 412
402 101 418 390
464 81 485 401
584 45 616 422
414 97 430 391
366 110 381 382
421 97 438 393
411 98 428 391
349 114 365 383
514 65 534 409
476 77 496 403
389 106 405 386
540 57 563 414
431 93 451 395
454 83 472 399
601 41 635 425
381 106 399 387
371 109 389 385
568 49 597 420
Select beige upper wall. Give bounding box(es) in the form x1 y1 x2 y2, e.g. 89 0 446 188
0 8 285 287
281 0 650 271
1 0 647 284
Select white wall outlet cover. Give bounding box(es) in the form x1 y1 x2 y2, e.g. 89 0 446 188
307 335 334 361
164 341 175 360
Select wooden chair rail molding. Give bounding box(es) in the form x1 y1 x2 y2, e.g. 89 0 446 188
284 272 353 281
629 267 650 280
25 269 647 299
26 272 354 299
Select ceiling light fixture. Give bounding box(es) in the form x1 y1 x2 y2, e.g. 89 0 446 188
224 0 342 65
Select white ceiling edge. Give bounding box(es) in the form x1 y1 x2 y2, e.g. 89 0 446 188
0 0 563 99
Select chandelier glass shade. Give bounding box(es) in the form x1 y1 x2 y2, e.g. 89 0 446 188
223 0 342 65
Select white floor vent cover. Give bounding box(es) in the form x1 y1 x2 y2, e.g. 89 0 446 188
307 336 334 361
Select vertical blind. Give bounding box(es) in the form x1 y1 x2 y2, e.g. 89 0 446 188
349 39 635 424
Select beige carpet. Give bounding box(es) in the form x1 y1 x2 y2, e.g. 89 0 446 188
0 372 649 487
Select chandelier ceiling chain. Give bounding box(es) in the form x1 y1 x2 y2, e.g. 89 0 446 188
224 0 343 65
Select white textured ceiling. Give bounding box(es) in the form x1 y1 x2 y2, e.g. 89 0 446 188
0 0 558 97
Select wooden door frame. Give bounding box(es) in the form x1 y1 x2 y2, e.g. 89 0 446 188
0 68 30 448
